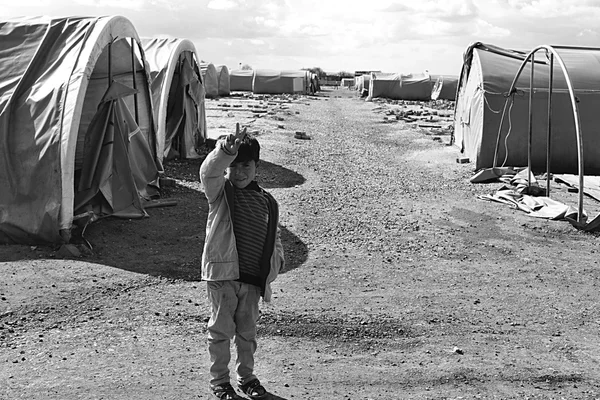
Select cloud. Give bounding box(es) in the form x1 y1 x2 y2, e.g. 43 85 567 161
207 0 237 10
72 0 144 8
3 0 600 75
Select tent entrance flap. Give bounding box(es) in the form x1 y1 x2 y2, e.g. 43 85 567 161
74 81 159 220
164 57 202 161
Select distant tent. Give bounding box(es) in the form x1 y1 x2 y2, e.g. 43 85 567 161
430 74 459 101
340 78 354 88
454 41 600 174
309 72 320 94
229 69 254 92
216 65 231 96
368 72 432 101
355 74 371 95
142 37 207 161
253 69 307 94
303 70 313 94
281 70 308 94
355 75 364 91
200 62 219 98
0 16 160 244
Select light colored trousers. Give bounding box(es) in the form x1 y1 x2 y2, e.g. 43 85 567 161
206 280 261 387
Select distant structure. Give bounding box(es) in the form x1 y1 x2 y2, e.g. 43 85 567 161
355 70 381 76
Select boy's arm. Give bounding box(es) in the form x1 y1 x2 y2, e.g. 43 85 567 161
199 124 247 202
199 143 233 202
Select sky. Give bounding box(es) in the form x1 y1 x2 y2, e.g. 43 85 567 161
2 0 600 76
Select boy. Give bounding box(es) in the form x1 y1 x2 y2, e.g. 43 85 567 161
199 123 285 400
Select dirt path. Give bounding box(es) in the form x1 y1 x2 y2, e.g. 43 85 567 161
2 88 600 400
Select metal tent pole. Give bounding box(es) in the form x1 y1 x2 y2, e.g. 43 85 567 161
528 53 535 188
546 53 554 196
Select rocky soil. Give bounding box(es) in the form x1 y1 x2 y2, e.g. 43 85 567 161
1 87 600 400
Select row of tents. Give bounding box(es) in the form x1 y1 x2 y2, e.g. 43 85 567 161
356 42 600 182
1 16 202 244
355 72 459 101
196 65 320 97
0 15 326 245
0 16 238 244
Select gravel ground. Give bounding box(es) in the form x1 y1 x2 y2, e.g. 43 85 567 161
1 87 600 400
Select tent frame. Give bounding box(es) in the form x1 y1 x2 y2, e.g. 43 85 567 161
493 44 599 223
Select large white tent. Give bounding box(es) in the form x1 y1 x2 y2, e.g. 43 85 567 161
253 69 307 94
0 16 160 244
368 72 432 101
216 65 231 96
229 69 254 92
142 37 207 161
454 42 600 175
200 62 219 98
430 74 459 101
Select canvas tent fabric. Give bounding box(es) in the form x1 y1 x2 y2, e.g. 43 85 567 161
368 72 432 101
340 78 354 88
430 74 459 101
0 16 160 244
216 65 231 96
310 72 320 94
354 74 368 91
454 42 600 175
200 62 219 98
142 37 207 161
253 69 307 94
229 69 254 92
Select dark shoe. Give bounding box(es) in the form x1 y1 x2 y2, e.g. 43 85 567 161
210 382 243 400
238 379 269 399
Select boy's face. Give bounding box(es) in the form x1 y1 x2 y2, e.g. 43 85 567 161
226 160 258 189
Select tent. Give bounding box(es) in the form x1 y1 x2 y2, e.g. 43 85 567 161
142 37 207 161
310 72 320 94
0 16 160 244
340 78 354 88
216 65 231 96
253 69 307 94
354 74 367 91
355 74 371 96
430 74 459 101
368 72 432 101
200 62 219 98
229 69 254 92
454 42 600 174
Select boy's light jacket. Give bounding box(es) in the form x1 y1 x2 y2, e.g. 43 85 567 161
199 143 284 301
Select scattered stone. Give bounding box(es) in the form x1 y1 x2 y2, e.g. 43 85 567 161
294 131 311 140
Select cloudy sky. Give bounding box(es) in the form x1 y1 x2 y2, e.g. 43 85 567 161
2 0 600 76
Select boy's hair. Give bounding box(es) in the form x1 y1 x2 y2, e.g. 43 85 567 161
234 135 260 163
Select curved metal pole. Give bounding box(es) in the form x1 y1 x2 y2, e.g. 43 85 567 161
493 91 513 168
546 53 554 196
528 53 535 188
499 45 585 222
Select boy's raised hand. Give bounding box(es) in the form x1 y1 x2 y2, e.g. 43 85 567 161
223 123 247 154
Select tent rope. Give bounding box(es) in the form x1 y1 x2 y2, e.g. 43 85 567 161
500 98 516 167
